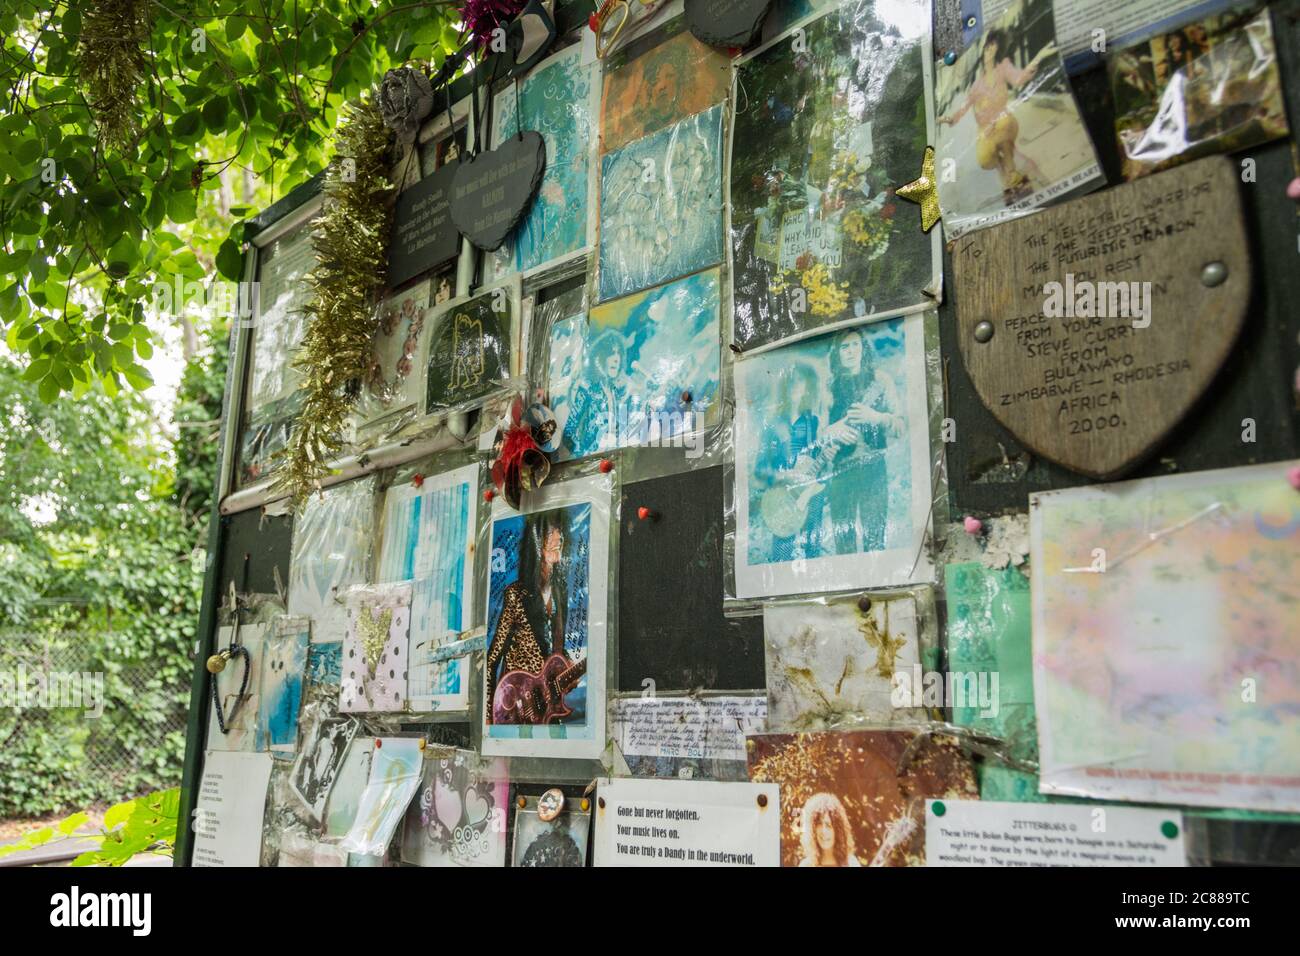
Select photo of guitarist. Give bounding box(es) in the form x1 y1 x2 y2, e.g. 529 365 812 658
826 327 903 554
486 511 582 725
754 327 903 561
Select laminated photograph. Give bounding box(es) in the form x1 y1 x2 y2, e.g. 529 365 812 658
732 314 933 599
482 474 610 759
289 711 360 823
747 729 978 866
286 478 377 644
934 0 1103 238
545 268 721 461
1108 6 1287 180
511 792 591 867
599 14 732 155
729 0 940 353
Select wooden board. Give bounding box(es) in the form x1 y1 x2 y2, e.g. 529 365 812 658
941 127 1299 512
952 157 1250 480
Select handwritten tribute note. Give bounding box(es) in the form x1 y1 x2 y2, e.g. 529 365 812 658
610 695 767 761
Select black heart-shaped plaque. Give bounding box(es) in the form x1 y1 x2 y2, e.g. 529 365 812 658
684 0 773 48
450 131 547 252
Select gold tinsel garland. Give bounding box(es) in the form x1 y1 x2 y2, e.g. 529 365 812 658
272 95 395 507
78 0 152 151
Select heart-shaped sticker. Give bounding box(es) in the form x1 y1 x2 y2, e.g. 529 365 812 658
450 132 547 252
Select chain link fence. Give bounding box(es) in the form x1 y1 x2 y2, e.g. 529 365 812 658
0 627 190 815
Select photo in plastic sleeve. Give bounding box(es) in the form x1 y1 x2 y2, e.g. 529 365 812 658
375 462 479 712
934 0 1103 238
256 618 310 754
323 735 375 838
482 475 609 759
289 712 359 822
340 583 412 714
340 736 424 856
487 43 597 279
512 797 591 867
764 592 925 732
732 314 933 599
400 748 509 867
306 640 342 687
1108 6 1287 181
355 279 431 436
1030 460 1300 812
277 832 349 867
286 477 376 644
944 561 1042 802
205 623 266 753
239 393 301 485
729 0 939 354
599 13 732 155
240 223 315 484
547 268 720 461
598 103 723 302
746 730 978 866
423 285 517 414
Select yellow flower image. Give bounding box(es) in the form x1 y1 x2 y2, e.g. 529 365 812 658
844 208 889 249
828 150 868 190
802 263 850 316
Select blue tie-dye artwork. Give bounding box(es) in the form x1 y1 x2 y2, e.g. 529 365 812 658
376 462 479 712
547 268 721 461
492 44 595 277
598 104 724 301
307 641 342 686
258 622 310 754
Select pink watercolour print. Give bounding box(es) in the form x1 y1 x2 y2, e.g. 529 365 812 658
1030 460 1300 812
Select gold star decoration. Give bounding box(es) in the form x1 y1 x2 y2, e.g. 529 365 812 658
896 146 941 233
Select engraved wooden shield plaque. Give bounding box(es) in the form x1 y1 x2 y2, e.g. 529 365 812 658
952 157 1250 479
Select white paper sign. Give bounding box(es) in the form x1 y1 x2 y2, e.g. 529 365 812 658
594 778 780 867
193 751 274 867
925 800 1186 867
610 695 767 761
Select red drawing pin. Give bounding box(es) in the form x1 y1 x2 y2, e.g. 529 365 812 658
598 458 614 473
484 489 495 502
412 473 425 488
637 506 653 521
